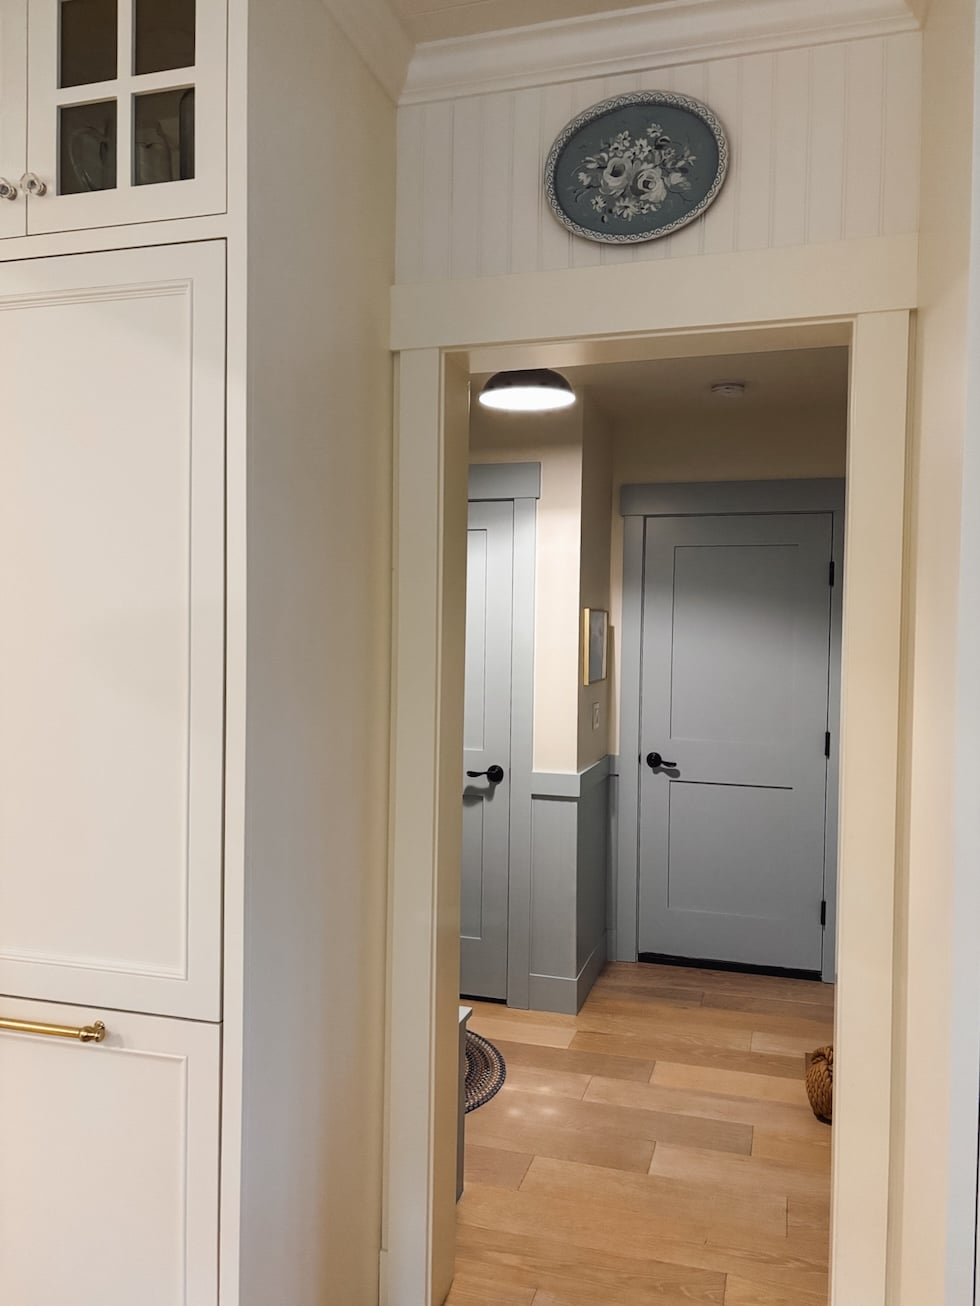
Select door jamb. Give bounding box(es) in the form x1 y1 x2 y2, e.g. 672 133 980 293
614 478 845 982
467 461 540 1009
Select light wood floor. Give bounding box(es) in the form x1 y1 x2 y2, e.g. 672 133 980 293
448 961 834 1306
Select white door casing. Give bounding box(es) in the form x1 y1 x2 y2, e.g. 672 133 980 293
0 241 225 1020
24 0 226 234
461 498 514 1000
638 512 836 973
0 997 219 1306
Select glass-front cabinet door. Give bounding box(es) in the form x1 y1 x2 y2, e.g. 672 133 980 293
24 0 225 233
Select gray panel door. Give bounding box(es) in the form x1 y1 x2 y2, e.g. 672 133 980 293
461 499 514 999
638 513 834 971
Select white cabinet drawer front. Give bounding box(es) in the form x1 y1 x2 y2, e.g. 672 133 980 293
24 0 227 233
0 998 219 1306
0 242 225 1019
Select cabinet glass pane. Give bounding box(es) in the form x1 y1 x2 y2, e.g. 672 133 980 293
59 101 117 193
60 0 117 88
135 0 195 75
134 89 195 186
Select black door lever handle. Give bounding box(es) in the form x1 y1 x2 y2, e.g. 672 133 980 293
646 752 676 770
467 765 505 784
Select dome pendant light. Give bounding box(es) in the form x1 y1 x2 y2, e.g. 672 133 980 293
478 368 576 413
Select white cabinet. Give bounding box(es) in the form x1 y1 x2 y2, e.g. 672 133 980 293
0 997 220 1306
0 0 226 236
0 241 226 1020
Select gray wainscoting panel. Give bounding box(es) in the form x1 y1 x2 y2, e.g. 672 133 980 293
527 758 610 1015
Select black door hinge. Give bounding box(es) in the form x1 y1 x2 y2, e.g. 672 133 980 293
820 900 828 927
825 731 831 758
829 560 836 587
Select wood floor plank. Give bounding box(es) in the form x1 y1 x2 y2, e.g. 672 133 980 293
471 1017 577 1050
467 1086 750 1162
519 1156 788 1242
597 964 834 1008
649 1143 827 1201
500 1063 593 1100
493 1036 655 1084
570 1028 804 1080
750 1029 834 1058
464 1143 534 1190
724 1274 827 1305
585 1075 827 1141
651 1062 812 1108
444 1269 536 1305
751 1132 831 1171
456 1222 727 1305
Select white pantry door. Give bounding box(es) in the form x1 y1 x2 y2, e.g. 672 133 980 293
0 242 225 1020
461 499 514 1000
638 512 834 973
0 997 219 1306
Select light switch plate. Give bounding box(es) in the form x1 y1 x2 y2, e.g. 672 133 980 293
592 702 600 731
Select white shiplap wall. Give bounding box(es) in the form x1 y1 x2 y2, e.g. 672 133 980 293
395 33 921 284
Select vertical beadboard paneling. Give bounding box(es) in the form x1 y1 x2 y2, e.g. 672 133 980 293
395 105 425 284
880 33 921 239
510 86 543 275
736 52 776 250
480 93 515 277
702 56 740 256
396 34 921 284
420 101 454 281
807 43 848 244
540 83 574 271
881 33 921 238
843 39 886 240
451 96 483 280
771 48 811 249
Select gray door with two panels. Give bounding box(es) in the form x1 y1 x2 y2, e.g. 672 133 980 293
461 499 514 999
638 512 835 972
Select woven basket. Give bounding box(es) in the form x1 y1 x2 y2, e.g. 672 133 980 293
805 1046 833 1124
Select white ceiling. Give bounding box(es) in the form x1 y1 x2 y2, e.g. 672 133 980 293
392 0 681 44
563 346 849 424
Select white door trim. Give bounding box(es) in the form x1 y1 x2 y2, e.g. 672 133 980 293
467 462 540 1010
384 311 910 1306
615 478 845 983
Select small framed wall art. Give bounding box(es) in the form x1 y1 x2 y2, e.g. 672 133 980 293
544 91 729 244
583 608 608 686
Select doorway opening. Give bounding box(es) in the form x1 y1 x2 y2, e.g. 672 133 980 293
385 311 908 1306
449 339 845 1304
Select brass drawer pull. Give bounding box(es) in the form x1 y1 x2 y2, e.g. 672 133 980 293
0 1017 107 1043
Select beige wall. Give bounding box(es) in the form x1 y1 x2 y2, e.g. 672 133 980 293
470 402 584 773
240 6 395 1303
578 398 614 769
607 403 847 754
470 392 615 774
893 0 977 1298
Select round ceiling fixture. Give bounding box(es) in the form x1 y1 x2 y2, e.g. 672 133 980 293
710 381 746 398
478 369 576 413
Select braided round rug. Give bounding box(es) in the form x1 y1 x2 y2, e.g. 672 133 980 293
464 1031 507 1113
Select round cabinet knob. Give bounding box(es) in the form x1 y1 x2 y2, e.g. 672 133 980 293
0 177 18 201
20 172 47 196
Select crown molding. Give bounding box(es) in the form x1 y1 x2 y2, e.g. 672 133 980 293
322 0 413 103
401 0 920 105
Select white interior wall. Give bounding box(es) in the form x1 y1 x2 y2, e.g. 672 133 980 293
892 0 978 1299
240 6 395 1303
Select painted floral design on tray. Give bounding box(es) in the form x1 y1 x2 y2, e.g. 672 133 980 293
572 123 696 223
